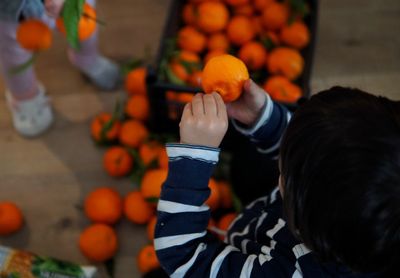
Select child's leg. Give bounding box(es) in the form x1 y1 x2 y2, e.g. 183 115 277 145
67 0 120 91
0 21 53 137
0 21 40 101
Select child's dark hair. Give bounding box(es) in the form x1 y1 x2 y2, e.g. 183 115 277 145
280 87 400 275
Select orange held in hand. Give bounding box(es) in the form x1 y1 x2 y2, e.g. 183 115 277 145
79 224 118 262
103 146 133 177
137 245 160 274
16 19 52 51
56 3 97 41
84 187 123 225
202 54 249 102
0 202 24 236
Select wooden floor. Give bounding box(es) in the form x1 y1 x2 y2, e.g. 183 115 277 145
0 0 399 277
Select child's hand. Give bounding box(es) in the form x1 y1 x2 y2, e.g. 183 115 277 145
227 79 267 126
44 0 65 18
180 93 228 148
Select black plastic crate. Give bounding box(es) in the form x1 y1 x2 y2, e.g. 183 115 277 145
146 0 319 203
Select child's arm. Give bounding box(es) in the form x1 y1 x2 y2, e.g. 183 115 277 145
155 93 293 277
228 80 291 159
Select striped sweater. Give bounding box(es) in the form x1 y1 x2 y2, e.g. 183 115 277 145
155 97 379 278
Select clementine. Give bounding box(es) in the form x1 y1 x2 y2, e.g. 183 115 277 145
125 67 147 96
178 26 206 53
84 187 123 224
119 120 149 148
267 47 304 80
103 146 133 177
227 16 256 46
280 21 310 49
262 2 290 30
146 216 157 241
202 54 249 102
205 178 220 211
79 224 118 262
238 41 268 71
140 169 168 200
196 2 230 34
139 141 163 167
207 33 230 51
17 19 52 51
90 112 121 143
137 245 160 274
0 202 24 236
124 191 155 225
263 76 302 103
125 94 150 121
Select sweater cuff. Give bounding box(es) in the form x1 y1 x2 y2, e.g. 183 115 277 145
231 93 273 136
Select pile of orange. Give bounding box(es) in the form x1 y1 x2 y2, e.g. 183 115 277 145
163 0 312 104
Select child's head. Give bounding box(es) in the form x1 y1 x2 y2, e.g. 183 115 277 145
279 87 400 275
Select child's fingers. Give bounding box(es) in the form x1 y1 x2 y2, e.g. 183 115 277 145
213 93 228 121
181 102 193 119
204 94 217 116
192 93 205 116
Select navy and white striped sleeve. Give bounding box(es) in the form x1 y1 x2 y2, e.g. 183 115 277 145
154 144 295 277
232 94 292 158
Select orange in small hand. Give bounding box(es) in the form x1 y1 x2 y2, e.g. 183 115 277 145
267 47 304 80
263 76 302 103
56 3 97 41
140 169 168 200
0 202 24 236
124 191 155 225
125 67 147 96
103 146 133 177
125 94 150 121
137 245 160 274
90 113 121 143
17 19 52 51
202 54 249 102
79 224 118 262
84 187 123 225
119 120 149 148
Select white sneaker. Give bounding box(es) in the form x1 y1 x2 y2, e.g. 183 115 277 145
5 85 54 137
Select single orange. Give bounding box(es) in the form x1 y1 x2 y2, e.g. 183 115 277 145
178 26 207 53
267 47 304 80
263 76 302 103
158 147 169 169
0 202 24 236
146 215 157 241
202 54 249 102
139 141 163 167
225 0 249 6
207 33 230 51
103 146 133 177
182 3 197 25
218 181 233 209
84 187 123 225
119 120 149 148
125 67 147 96
254 0 274 11
56 3 97 41
196 2 230 34
140 169 169 200
125 95 150 121
79 224 118 262
227 16 256 46
204 49 226 63
238 41 268 71
205 178 220 211
17 19 52 51
280 21 310 49
124 191 155 225
218 212 238 231
234 4 255 16
262 2 289 30
90 112 121 143
137 245 160 274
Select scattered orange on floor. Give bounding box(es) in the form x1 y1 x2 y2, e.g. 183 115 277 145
0 202 24 236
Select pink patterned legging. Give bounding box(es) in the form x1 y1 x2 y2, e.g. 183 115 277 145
0 0 97 100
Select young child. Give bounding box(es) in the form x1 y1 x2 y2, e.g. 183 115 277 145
0 0 120 137
154 81 400 277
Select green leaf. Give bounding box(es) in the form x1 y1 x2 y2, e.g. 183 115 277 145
288 0 310 18
9 53 38 75
232 191 243 213
61 0 85 50
121 58 143 76
146 197 159 204
165 66 186 86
